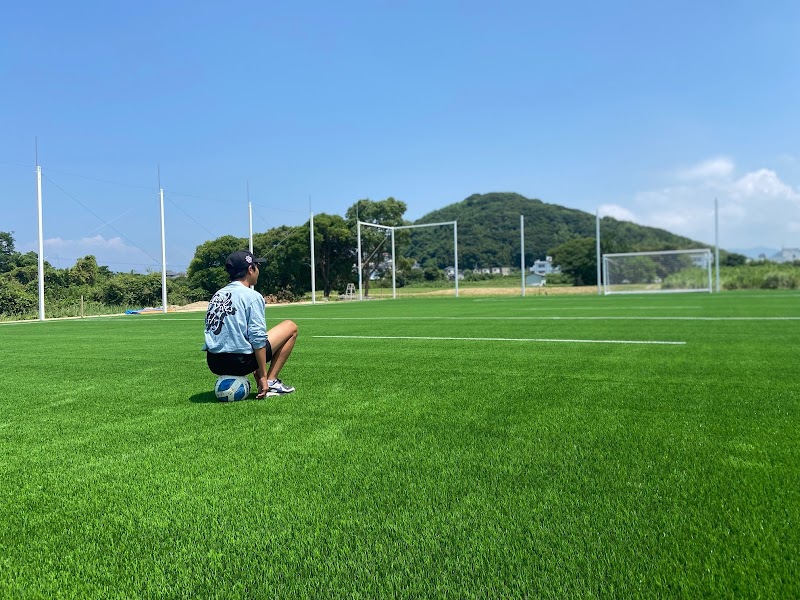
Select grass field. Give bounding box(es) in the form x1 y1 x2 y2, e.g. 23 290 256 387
1 291 798 598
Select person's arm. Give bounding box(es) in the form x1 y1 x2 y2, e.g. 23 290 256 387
248 294 270 398
254 345 270 398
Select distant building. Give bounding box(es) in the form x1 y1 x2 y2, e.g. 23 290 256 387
444 266 466 281
530 256 561 275
473 265 511 276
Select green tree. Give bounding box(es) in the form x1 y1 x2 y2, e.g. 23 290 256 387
102 273 163 306
345 197 407 297
722 252 747 267
550 237 598 286
613 255 658 284
70 255 101 286
423 266 444 281
311 213 355 298
253 225 311 299
187 235 247 297
0 278 37 317
0 231 15 273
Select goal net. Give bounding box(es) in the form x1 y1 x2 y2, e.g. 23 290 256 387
357 220 458 299
602 249 713 295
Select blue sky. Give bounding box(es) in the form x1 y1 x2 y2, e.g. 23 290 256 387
2 0 799 272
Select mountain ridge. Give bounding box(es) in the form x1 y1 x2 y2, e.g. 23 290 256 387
404 192 710 268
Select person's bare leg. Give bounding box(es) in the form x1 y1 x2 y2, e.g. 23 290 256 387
266 320 297 381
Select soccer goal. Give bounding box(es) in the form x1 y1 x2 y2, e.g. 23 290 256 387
602 249 713 295
357 220 458 299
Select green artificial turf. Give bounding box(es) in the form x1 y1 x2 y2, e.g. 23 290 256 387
1 292 798 598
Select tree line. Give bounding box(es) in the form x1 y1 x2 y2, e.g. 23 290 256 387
3 193 795 319
0 231 204 318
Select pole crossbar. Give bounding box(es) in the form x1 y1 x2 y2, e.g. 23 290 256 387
393 220 456 230
357 221 393 230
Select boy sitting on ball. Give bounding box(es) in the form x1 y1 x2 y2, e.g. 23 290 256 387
203 250 298 399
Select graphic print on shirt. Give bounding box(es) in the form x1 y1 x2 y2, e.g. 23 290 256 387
206 292 237 335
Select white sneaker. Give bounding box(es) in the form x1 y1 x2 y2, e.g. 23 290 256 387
268 378 295 394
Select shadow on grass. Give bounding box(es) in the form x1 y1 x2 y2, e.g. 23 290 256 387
190 391 219 403
190 391 262 403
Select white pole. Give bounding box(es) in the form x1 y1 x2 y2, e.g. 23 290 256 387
160 188 167 313
520 214 526 297
707 250 713 293
247 182 253 253
36 165 45 321
596 209 602 295
248 202 253 252
310 210 316 304
357 220 363 301
453 221 459 298
391 227 396 299
714 198 720 293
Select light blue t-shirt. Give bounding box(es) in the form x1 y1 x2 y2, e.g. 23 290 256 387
203 281 267 354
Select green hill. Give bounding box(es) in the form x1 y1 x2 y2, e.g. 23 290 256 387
404 192 708 269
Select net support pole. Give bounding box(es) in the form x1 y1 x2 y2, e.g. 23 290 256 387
159 187 168 314
310 210 316 304
520 215 526 297
714 198 720 293
248 210 253 254
357 220 363 301
247 182 254 253
454 221 459 298
36 165 45 321
391 227 396 299
596 209 602 295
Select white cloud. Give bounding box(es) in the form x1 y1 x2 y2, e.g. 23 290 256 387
46 235 129 252
41 235 159 271
676 157 735 181
598 204 638 222
730 169 800 201
619 158 800 250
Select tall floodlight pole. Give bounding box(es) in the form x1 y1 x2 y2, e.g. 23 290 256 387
247 182 253 253
357 220 363 301
248 201 253 253
310 209 316 304
520 215 526 297
596 209 602 295
36 164 45 321
391 227 396 299
453 221 459 298
159 186 168 314
714 198 720 293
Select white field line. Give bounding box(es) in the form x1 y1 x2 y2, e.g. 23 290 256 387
314 335 686 345
274 316 800 321
525 305 702 310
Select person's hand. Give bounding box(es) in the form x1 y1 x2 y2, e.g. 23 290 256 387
255 375 269 399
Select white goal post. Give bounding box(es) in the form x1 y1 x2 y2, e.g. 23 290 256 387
602 248 713 295
357 220 458 300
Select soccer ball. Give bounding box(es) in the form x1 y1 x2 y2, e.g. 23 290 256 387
214 375 251 402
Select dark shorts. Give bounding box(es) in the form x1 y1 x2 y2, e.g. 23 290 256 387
206 343 273 376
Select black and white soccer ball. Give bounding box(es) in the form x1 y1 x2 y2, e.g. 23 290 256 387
214 375 251 402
